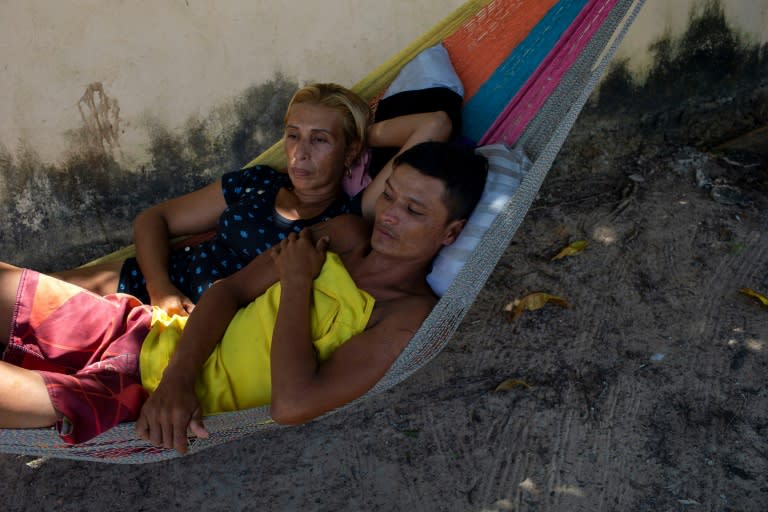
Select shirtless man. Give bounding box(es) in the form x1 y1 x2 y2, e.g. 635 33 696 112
0 141 488 454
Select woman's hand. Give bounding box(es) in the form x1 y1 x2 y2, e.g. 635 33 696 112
148 281 195 316
135 374 208 454
270 229 329 286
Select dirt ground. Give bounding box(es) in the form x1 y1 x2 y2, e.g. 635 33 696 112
2 95 768 511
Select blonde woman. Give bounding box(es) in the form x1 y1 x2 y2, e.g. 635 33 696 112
54 83 452 314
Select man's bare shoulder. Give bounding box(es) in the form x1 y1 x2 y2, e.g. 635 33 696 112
311 214 370 254
354 293 436 363
369 293 436 337
323 213 369 232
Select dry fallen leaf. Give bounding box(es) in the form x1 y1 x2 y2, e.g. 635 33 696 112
739 287 768 306
504 292 570 321
495 378 532 392
551 239 588 261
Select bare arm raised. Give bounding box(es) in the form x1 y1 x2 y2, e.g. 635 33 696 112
360 111 452 219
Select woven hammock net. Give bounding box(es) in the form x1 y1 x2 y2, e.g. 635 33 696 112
0 0 645 463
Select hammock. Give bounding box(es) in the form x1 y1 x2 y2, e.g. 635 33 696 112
0 0 645 463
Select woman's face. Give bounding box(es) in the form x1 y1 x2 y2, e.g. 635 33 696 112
283 103 351 194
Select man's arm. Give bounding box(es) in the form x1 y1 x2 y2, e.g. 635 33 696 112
135 217 366 453
268 227 436 424
269 289 434 424
135 246 280 453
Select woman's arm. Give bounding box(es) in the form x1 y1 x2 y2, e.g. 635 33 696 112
360 111 452 220
133 179 227 314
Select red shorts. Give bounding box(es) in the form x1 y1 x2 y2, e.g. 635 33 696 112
2 270 153 444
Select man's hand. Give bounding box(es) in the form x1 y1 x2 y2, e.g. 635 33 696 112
135 376 208 454
270 229 329 286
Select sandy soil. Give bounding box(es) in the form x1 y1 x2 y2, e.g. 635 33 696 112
2 99 767 511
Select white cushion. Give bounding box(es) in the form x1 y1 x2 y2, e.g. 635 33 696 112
427 144 531 296
382 43 464 99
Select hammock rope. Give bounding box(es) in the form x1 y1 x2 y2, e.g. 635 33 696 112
0 0 645 463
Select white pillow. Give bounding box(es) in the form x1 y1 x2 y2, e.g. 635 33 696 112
427 144 531 296
382 43 464 99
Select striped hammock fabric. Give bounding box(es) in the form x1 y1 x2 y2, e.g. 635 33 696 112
0 0 646 463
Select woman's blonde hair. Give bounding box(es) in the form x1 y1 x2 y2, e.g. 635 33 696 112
285 83 371 159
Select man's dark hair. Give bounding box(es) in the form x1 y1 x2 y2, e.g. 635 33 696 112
393 141 488 221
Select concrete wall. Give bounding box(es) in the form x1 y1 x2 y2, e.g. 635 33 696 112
0 0 766 269
1 0 465 165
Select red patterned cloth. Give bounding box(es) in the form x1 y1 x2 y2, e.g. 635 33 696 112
3 270 152 444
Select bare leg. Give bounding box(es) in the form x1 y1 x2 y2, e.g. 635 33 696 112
0 262 57 427
0 261 23 349
51 259 124 296
0 361 57 428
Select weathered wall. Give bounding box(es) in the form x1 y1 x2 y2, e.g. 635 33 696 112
0 0 464 268
616 0 767 78
0 0 766 270
1 0 466 164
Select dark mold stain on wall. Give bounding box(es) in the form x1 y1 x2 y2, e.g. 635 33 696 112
0 74 298 271
77 82 122 158
596 0 768 148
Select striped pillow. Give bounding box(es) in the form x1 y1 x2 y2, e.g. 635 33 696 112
427 143 531 296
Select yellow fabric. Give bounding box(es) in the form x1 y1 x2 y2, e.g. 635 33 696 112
139 252 375 414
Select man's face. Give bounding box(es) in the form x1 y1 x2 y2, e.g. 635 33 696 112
371 164 465 262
